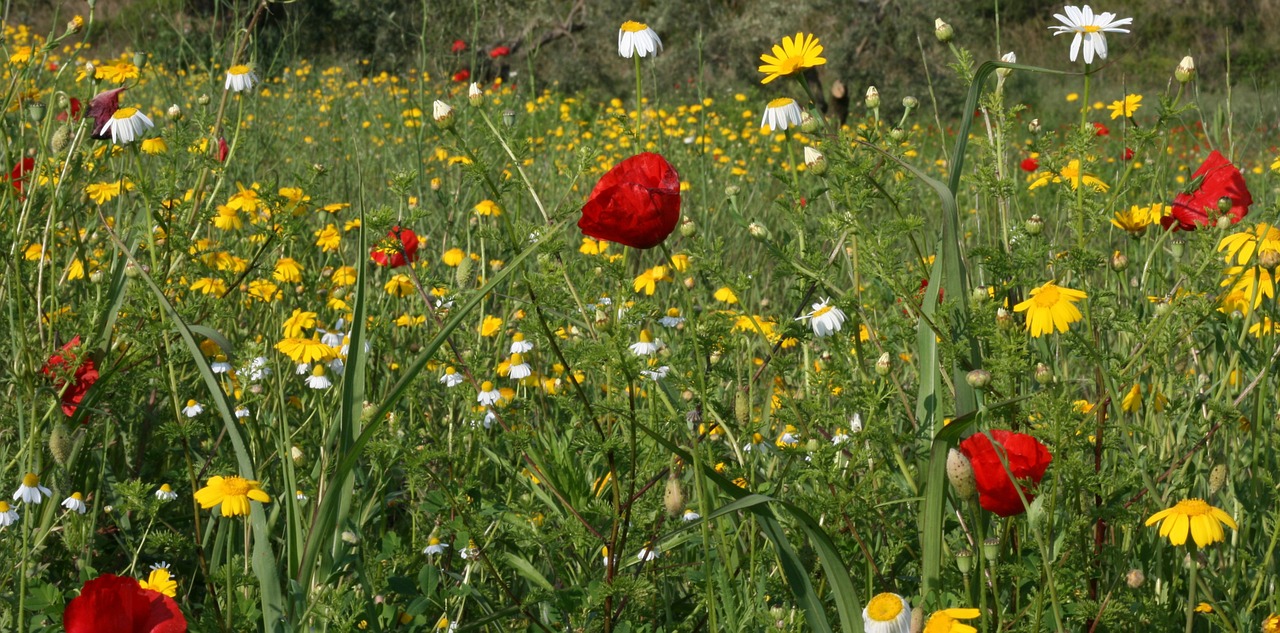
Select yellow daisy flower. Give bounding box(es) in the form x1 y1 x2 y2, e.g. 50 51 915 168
1012 281 1086 337
193 475 271 517
1107 94 1142 119
923 608 981 633
138 564 178 597
758 32 826 85
1144 498 1237 547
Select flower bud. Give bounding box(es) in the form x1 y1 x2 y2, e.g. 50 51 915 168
724 184 740 197
455 256 474 287
902 95 919 109
971 285 990 305
888 128 906 142
1208 463 1228 495
1025 214 1044 235
468 82 484 107
680 218 697 237
51 124 71 153
27 101 46 122
955 548 973 574
799 112 818 133
1217 196 1233 215
1029 118 1042 134
1175 56 1195 83
432 100 454 127
291 445 305 465
341 530 359 544
65 16 84 35
803 146 827 176
946 448 977 500
167 103 182 120
864 86 880 109
966 369 991 389
1035 363 1053 385
748 222 769 240
996 307 1013 329
1170 238 1185 260
734 389 750 426
997 51 1016 79
1111 250 1129 271
133 51 148 70
1260 249 1280 271
49 423 73 465
935 18 954 43
197 93 211 106
982 537 1000 563
875 352 891 376
1126 568 1145 588
663 473 684 516
910 607 924 633
502 109 516 127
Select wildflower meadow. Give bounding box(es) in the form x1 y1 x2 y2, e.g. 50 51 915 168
6 2 1280 632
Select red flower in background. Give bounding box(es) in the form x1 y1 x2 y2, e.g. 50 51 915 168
56 97 82 122
452 69 470 83
451 39 467 54
489 46 511 59
64 574 186 633
370 226 420 268
1093 122 1109 136
8 157 34 192
959 430 1052 517
1161 150 1253 231
1020 157 1039 172
87 87 126 140
578 152 681 249
217 137 229 162
1123 147 1134 161
42 336 98 420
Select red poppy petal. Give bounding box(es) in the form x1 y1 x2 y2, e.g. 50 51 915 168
578 153 681 249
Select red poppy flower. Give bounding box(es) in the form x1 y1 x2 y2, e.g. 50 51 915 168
42 336 99 419
87 87 126 140
64 574 187 633
452 69 470 83
8 157 35 193
489 46 511 59
217 136 229 162
56 97 82 122
1020 157 1039 172
1160 150 1253 231
958 429 1052 517
578 152 681 249
451 39 467 54
1123 147 1134 161
370 226 420 268
1093 122 1109 136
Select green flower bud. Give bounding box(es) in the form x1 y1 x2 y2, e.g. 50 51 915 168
1208 463 1228 495
935 18 954 43
1025 214 1044 235
966 369 991 389
955 548 973 574
1175 56 1195 83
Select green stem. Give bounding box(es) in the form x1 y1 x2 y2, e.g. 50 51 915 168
633 54 643 140
1185 550 1198 633
1075 67 1091 250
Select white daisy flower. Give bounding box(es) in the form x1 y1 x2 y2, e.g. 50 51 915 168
246 356 270 381
776 427 799 447
476 381 502 406
482 410 497 429
640 366 670 381
1049 4 1132 64
862 592 911 633
795 297 846 337
181 399 203 417
682 508 700 522
831 429 850 445
440 367 465 388
618 21 662 58
432 100 453 122
423 536 449 556
295 490 308 503
224 64 258 92
459 540 479 559
296 363 311 375
100 106 154 144
636 546 659 562
508 354 532 380
850 413 864 433
155 484 178 502
235 406 250 419
629 330 662 356
803 146 824 167
210 355 232 374
14 473 52 504
659 308 684 328
328 357 345 375
0 501 18 527
761 97 803 132
305 365 331 389
62 492 87 514
509 332 534 354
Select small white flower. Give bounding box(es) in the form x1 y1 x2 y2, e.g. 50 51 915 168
225 65 258 92
305 365 332 389
296 362 311 375
319 329 344 348
831 430 850 445
761 97 803 132
246 356 270 381
100 106 154 144
682 509 700 522
659 308 685 328
0 501 18 526
1049 4 1133 64
477 381 502 406
777 429 799 447
795 297 846 337
62 492 87 514
629 330 662 357
13 473 52 504
850 413 864 433
295 490 308 503
636 546 659 562
440 367 465 388
683 135 696 145
618 21 662 58
181 400 203 418
235 406 250 419
423 537 449 556
432 100 453 122
210 357 232 374
155 484 178 502
640 366 670 381
328 358 345 375
509 333 534 354
459 541 479 559
468 82 482 101
508 354 532 380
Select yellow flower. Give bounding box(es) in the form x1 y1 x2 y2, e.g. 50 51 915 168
282 309 317 338
1030 160 1108 192
1107 94 1142 119
9 46 32 66
247 279 280 302
714 287 738 304
1217 224 1280 266
758 33 826 85
95 62 140 83
474 199 502 216
139 566 178 597
140 137 168 155
1261 613 1280 633
331 266 357 286
579 238 609 255
1221 266 1275 311
274 257 303 283
314 224 341 252
442 248 465 267
1012 281 1087 337
85 179 134 205
395 313 426 327
275 336 335 363
190 277 227 296
480 315 503 337
1121 384 1142 413
212 206 242 231
226 183 261 213
670 253 691 272
384 274 414 297
1145 498 1237 547
923 608 981 633
23 243 45 261
1194 602 1214 614
1111 205 1151 235
633 265 670 295
193 475 270 517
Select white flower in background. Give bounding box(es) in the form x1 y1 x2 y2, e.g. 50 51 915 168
295 490 308 503
629 330 662 356
440 366 465 388
155 484 178 502
509 333 534 354
62 492 87 514
424 536 449 556
210 355 232 374
636 545 659 562
659 308 685 328
640 366 670 381
0 501 17 527
305 365 331 389
181 400 203 417
14 473 52 504
850 413 864 433
432 100 454 122
101 106 154 145
508 354 532 380
795 297 846 337
477 381 502 406
1049 5 1132 64
236 406 250 419
682 508 701 522
225 64 258 92
831 429 850 445
296 363 311 375
618 21 662 58
761 97 804 132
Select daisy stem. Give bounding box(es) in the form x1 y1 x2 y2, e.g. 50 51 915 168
1185 550 1198 633
1075 67 1091 250
633 54 643 140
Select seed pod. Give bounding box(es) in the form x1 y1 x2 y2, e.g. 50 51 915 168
946 448 977 500
1208 463 1228 495
49 423 73 465
454 256 474 287
663 473 684 517
51 125 71 153
734 389 750 426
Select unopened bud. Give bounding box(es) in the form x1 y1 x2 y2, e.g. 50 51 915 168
875 352 891 376
799 112 818 133
167 103 182 120
1260 249 1280 270
27 101 46 122
935 19 954 43
902 95 919 109
888 128 906 142
971 285 990 304
432 100 454 127
803 146 827 176
65 16 84 35
1208 463 1228 495
1034 363 1053 385
1171 238 1185 260
1217 197 1233 215
748 222 769 240
997 51 1016 79
51 125 71 153
966 369 991 389
291 445 305 465
864 86 880 109
1111 250 1129 271
468 82 484 107
133 51 148 70
1025 214 1044 235
680 219 697 238
1175 56 1195 83
724 184 740 197
982 537 1000 562
49 423 73 465
946 448 977 500
502 109 515 127
996 307 1013 329
734 389 750 426
1126 568 1145 588
955 548 973 574
455 256 474 287
197 93 211 106
663 473 684 516
1029 118 1042 134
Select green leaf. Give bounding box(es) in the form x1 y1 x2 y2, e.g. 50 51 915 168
504 553 554 592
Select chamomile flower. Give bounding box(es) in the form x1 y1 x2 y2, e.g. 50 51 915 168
424 536 449 556
761 97 803 132
682 508 701 522
659 308 685 328
618 21 662 58
182 399 203 417
641 366 670 381
440 366 464 388
863 593 911 633
62 492 87 514
508 354 532 380
295 490 308 503
305 364 332 389
1049 5 1133 64
225 64 258 92
235 406 250 419
245 356 270 381
636 545 659 561
477 381 502 405
100 106 154 144
459 540 479 559
850 413 864 433
0 501 18 527
210 355 232 373
155 484 178 502
776 425 800 448
296 362 311 375
509 332 534 354
14 473 52 504
832 429 850 445
629 330 662 356
796 297 846 337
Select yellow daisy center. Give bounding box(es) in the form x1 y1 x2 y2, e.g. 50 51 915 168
113 107 138 119
866 593 904 622
221 476 252 496
480 381 494 391
228 64 251 75
22 473 39 487
812 305 833 318
1082 25 1102 33
511 353 524 364
767 97 795 109
667 308 680 317
777 55 807 75
0 501 9 512
512 333 524 342
620 21 648 33
1174 498 1213 516
1032 285 1062 308
639 330 653 343
71 492 83 500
